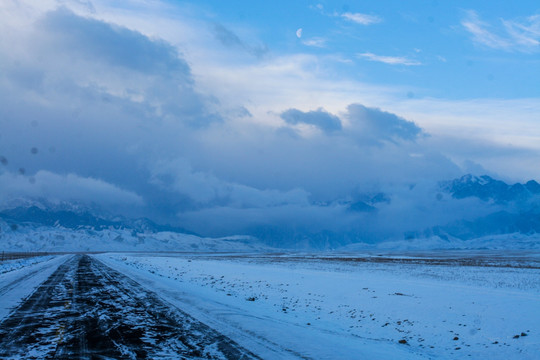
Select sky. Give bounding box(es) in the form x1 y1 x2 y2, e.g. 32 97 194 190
0 0 539 244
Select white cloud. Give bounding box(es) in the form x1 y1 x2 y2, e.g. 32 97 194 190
389 97 540 181
503 14 540 48
357 52 421 66
462 10 540 52
296 28 303 38
461 10 512 50
302 37 326 47
341 12 381 25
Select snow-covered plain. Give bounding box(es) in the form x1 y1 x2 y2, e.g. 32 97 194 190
97 252 540 360
0 255 55 275
344 233 540 251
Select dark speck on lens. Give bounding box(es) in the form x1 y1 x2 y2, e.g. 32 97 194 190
0 156 7 165
30 147 38 154
18 168 26 175
29 177 36 184
31 120 38 127
49 146 56 153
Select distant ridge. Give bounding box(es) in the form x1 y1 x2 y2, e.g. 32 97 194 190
0 205 197 236
2 174 540 250
440 174 540 203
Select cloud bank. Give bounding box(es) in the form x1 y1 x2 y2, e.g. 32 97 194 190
0 170 144 212
0 1 536 247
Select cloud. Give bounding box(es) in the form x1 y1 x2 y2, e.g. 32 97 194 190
0 5 220 217
175 179 493 246
2 0 538 246
212 22 268 57
149 159 310 208
296 28 303 38
302 37 327 48
281 108 342 133
503 15 540 48
177 203 358 242
462 10 540 52
341 12 382 25
40 8 191 76
30 8 218 128
357 52 421 66
345 104 423 143
0 170 144 209
461 10 512 50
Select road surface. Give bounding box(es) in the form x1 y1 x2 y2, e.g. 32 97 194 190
0 255 259 359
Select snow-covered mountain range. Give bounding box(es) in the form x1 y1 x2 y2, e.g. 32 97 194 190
1 174 540 251
0 202 268 252
441 174 540 203
0 204 195 234
429 175 540 240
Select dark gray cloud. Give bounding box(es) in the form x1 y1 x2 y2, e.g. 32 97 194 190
41 8 191 76
279 105 422 142
0 7 221 219
0 170 143 210
31 8 219 128
346 104 423 143
280 108 342 133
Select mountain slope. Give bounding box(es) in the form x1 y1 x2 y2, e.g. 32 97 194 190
0 204 267 252
0 206 196 235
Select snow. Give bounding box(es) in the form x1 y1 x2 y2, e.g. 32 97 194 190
0 220 270 252
0 255 71 320
340 233 540 251
3 217 540 254
97 252 540 359
0 255 55 275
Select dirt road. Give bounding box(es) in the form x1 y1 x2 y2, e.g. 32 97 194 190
0 255 259 359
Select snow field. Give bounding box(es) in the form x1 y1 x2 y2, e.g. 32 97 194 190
0 255 55 275
99 253 540 359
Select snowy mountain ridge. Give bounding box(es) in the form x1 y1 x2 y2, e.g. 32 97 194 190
340 233 540 251
2 174 540 251
440 174 540 204
0 218 268 252
0 205 196 235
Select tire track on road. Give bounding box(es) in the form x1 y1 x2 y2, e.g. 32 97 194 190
0 255 260 359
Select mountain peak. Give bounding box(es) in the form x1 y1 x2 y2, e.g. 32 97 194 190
441 174 539 203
